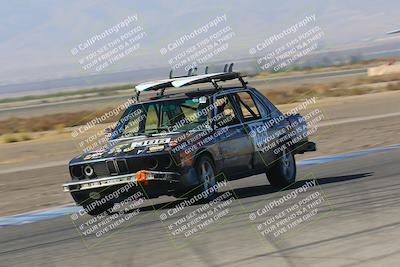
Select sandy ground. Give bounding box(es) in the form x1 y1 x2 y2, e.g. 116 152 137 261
0 91 399 216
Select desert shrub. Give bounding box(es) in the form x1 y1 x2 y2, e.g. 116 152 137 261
19 132 33 141
387 82 400 91
2 134 19 143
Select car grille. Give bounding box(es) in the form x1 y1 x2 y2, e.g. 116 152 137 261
106 159 129 176
71 155 177 180
92 162 110 177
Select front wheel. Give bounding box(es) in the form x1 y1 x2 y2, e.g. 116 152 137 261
266 148 296 187
191 155 218 201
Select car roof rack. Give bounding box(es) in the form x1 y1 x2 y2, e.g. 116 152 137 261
134 63 247 100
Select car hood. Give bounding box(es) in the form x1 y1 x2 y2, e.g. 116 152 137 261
70 132 185 164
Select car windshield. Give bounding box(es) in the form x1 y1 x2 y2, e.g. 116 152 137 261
112 96 213 138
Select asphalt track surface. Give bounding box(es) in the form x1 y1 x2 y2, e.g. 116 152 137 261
1 146 399 267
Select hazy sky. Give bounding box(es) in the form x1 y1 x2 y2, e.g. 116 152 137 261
0 0 399 82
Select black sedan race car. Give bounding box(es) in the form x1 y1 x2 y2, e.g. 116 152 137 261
63 68 316 216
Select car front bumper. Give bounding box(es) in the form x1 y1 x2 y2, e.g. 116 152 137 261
62 170 180 193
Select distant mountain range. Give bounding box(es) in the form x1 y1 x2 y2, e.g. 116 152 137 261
0 0 399 84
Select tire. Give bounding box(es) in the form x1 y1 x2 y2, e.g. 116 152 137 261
191 155 218 201
266 148 296 187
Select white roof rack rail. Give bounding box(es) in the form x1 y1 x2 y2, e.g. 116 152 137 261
134 63 247 100
172 72 239 88
135 78 176 92
387 29 400 34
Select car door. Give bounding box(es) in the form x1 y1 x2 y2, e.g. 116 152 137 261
231 90 284 171
213 92 254 177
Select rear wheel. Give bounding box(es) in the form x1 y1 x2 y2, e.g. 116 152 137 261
266 148 296 187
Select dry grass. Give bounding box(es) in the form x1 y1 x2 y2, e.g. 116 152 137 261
2 132 33 143
0 107 121 135
255 58 399 78
53 123 66 134
387 82 400 91
260 72 400 104
2 134 19 143
19 133 33 141
0 84 134 104
1 73 400 135
344 73 400 87
259 77 400 104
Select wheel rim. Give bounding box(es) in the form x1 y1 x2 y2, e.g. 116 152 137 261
282 149 290 167
281 149 294 181
200 160 216 193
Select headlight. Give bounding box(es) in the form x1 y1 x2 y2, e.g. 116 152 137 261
83 165 95 178
70 165 83 179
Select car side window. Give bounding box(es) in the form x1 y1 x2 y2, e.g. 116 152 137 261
215 95 240 127
234 91 261 122
253 94 271 118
